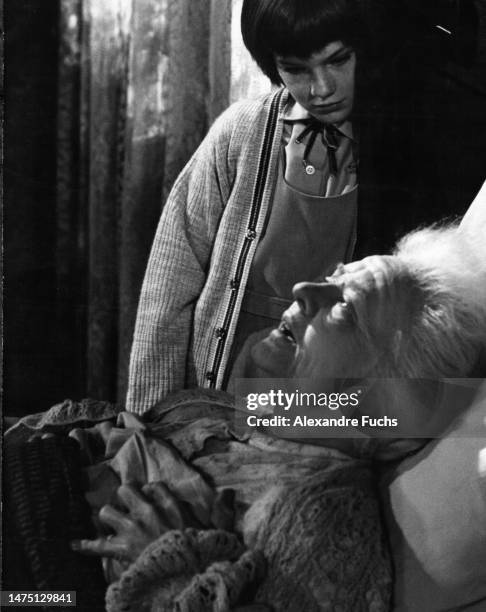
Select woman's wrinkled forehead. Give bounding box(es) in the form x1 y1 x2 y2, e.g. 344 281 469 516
325 262 371 303
326 257 403 298
329 256 425 347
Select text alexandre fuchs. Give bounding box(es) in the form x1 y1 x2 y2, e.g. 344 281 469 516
245 389 398 428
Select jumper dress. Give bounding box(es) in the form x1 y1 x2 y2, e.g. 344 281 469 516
225 146 358 386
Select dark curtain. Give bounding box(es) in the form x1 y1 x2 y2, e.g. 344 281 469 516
56 0 232 404
5 0 61 415
5 0 236 414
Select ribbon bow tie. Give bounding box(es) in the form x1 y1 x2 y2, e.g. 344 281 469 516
295 120 340 176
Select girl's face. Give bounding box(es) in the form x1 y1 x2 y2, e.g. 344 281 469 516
275 41 356 125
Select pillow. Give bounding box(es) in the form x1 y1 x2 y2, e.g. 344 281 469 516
380 380 486 612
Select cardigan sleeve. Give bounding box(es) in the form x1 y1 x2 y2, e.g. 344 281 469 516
125 111 236 414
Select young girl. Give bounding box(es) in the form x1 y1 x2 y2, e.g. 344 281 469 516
126 0 379 414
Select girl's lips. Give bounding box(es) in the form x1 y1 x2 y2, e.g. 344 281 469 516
311 100 344 112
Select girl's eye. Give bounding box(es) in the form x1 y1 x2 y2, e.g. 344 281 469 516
280 66 306 76
330 52 353 67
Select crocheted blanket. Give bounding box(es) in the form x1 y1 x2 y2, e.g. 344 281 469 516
6 390 392 611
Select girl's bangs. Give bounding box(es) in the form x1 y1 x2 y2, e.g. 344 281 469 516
262 3 363 58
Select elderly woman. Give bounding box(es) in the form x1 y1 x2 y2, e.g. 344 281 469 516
6 199 486 610
127 0 404 414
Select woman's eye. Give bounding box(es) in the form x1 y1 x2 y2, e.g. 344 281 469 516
328 301 355 326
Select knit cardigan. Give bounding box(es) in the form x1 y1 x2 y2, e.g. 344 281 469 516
127 89 290 414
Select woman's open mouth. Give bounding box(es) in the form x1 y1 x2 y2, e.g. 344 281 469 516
278 320 296 345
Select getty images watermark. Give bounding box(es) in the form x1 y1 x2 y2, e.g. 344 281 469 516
234 378 485 439
242 385 396 434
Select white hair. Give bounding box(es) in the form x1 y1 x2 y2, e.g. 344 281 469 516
377 223 486 378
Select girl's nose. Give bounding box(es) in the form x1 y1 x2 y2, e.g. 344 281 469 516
309 68 335 99
292 282 344 318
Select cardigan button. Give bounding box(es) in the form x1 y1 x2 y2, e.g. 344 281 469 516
230 278 239 291
246 229 257 240
215 327 226 339
205 371 215 382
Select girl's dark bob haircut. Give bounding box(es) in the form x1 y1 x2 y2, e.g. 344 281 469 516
241 0 369 84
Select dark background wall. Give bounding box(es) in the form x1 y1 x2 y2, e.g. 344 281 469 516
5 1 87 415
365 1 486 254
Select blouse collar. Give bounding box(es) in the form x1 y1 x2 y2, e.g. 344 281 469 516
283 100 354 141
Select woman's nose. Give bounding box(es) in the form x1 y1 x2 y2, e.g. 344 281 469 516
292 282 344 318
309 68 335 99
